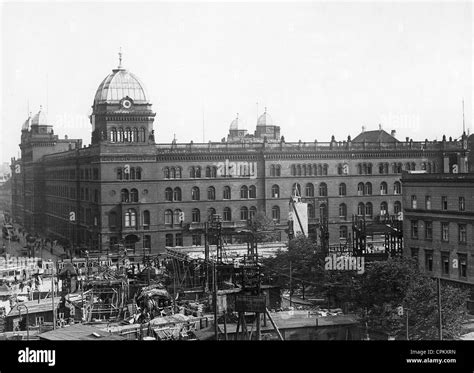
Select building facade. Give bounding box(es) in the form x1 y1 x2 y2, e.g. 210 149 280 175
10 60 472 256
402 172 474 304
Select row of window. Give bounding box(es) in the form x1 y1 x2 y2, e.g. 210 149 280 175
116 167 142 180
111 205 278 229
289 181 400 198
290 164 328 177
414 249 468 278
354 201 401 217
164 185 257 202
109 127 147 143
45 168 99 181
410 195 466 211
410 221 469 243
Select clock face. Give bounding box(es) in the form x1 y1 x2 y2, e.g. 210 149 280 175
122 99 132 109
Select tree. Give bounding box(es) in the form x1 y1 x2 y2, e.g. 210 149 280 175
356 257 468 340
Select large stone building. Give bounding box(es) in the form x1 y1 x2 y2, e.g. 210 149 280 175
402 169 474 309
10 59 472 256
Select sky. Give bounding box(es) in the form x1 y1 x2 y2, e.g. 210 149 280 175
1 1 472 164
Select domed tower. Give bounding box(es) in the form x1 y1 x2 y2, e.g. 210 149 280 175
90 51 156 145
254 107 280 141
227 113 248 141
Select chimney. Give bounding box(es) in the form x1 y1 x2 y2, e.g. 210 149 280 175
391 130 396 137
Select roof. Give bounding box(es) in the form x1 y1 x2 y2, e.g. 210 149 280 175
229 114 241 130
352 129 399 143
31 108 48 126
93 66 148 106
7 297 61 317
38 323 126 341
257 109 273 127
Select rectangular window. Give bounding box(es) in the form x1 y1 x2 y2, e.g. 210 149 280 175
143 235 151 249
459 224 467 244
441 222 449 242
411 220 418 239
175 233 183 247
192 234 202 246
425 196 431 210
459 197 465 211
459 254 467 279
441 252 450 276
424 221 433 240
425 250 433 272
442 196 448 210
411 195 417 209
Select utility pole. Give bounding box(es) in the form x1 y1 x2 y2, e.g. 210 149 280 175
52 268 56 330
437 277 443 340
289 261 292 308
212 261 218 340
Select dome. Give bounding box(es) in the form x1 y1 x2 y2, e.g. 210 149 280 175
257 108 273 126
21 115 31 131
230 114 241 130
31 107 47 126
93 66 148 106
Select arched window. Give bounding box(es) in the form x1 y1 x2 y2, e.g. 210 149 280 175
130 167 136 180
173 209 182 224
223 207 232 221
136 167 142 180
249 206 257 220
133 128 139 142
307 203 315 219
165 234 173 247
380 202 388 216
272 206 280 222
394 201 402 214
318 164 323 176
276 165 281 176
319 183 327 197
249 185 256 199
270 165 275 177
405 162 411 171
211 166 217 178
143 210 150 228
271 184 280 198
319 203 328 219
109 211 118 228
190 167 196 178
338 164 344 175
363 163 367 175
170 167 176 179
140 128 146 142
195 167 201 178
339 203 347 219
411 162 416 171
240 185 248 199
366 202 373 218
173 187 182 201
357 164 362 175
339 183 346 196
365 182 372 195
340 226 348 239
191 187 200 201
357 182 364 196
207 186 216 200
118 128 124 142
117 168 123 180
292 183 302 196
379 163 384 174
297 165 302 176
165 188 173 202
192 208 200 223
223 186 231 200
130 189 138 202
124 128 131 142
125 209 136 227
164 167 170 179
394 181 401 195
205 166 211 178
307 164 313 176
305 183 314 197
302 165 307 176
358 202 365 216
111 128 117 142
380 182 388 195
291 165 296 176
176 167 182 179
323 164 328 175
367 163 372 174
121 189 129 203
240 206 249 220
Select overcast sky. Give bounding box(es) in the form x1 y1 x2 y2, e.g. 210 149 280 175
1 1 472 164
